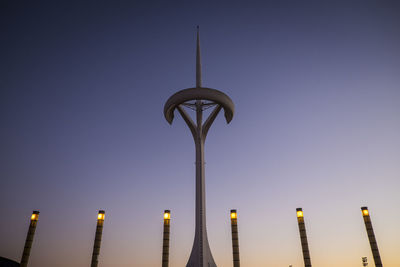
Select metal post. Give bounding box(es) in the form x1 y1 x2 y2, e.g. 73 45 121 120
361 207 382 267
20 211 40 267
91 210 105 267
296 208 312 267
162 210 171 267
230 210 240 267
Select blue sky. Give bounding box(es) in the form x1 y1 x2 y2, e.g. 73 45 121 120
1 1 400 266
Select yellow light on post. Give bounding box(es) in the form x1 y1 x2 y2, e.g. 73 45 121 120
230 210 237 219
361 207 369 216
164 210 171 220
97 210 105 221
31 212 39 221
296 210 303 218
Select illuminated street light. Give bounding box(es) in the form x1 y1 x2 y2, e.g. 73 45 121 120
20 211 40 267
230 210 237 219
296 208 312 267
162 210 171 267
97 212 105 221
296 209 304 218
91 210 105 267
230 209 240 267
164 211 171 220
361 207 382 267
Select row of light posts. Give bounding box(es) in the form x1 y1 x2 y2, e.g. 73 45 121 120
163 207 382 267
18 210 105 267
16 207 381 266
295 207 383 267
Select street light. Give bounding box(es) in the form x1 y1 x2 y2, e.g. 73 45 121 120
361 207 382 267
20 211 40 267
230 209 240 267
296 208 312 267
164 211 171 220
91 210 105 267
296 209 304 218
162 210 171 267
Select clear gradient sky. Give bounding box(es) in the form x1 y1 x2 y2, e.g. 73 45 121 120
1 1 400 266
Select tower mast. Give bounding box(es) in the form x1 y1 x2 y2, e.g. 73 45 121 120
164 27 235 267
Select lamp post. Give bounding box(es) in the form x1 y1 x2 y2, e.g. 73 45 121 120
20 211 39 267
230 210 240 267
162 210 171 267
361 207 382 267
296 208 312 267
91 210 105 267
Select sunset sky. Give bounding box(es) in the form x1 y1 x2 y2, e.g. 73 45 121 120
1 1 400 266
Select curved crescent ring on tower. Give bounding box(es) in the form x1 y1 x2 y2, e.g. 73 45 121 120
164 87 235 125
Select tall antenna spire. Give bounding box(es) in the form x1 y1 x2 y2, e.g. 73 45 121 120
196 25 202 88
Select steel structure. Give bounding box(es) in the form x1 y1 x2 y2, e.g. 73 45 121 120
164 27 234 267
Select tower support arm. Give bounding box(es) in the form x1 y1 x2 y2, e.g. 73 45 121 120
177 105 197 139
164 87 234 124
202 105 222 140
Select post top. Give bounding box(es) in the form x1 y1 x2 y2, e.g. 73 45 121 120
164 210 171 220
361 207 369 216
296 208 303 212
